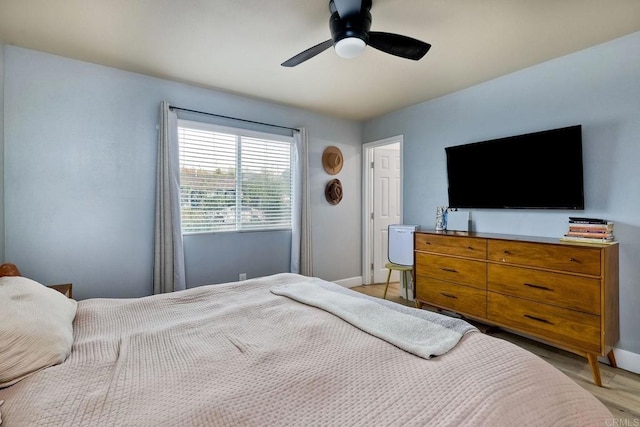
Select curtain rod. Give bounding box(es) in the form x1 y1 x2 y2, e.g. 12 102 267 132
169 105 299 133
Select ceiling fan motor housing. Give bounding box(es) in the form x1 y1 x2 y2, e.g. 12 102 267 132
330 9 372 45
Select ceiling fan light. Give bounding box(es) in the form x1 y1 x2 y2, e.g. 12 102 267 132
334 37 366 59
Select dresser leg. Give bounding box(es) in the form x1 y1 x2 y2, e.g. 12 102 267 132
607 349 617 368
586 353 603 387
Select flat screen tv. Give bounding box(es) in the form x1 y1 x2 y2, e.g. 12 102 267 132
445 125 584 210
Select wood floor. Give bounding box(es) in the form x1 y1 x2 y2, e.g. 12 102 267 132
351 282 640 423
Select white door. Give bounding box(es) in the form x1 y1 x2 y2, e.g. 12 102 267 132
372 144 401 283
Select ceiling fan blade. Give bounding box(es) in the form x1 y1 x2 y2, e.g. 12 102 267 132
368 32 431 61
281 39 334 67
331 0 363 18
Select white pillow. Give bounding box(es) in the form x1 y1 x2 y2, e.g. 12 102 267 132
0 276 78 388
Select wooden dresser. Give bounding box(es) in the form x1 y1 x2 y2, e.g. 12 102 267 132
414 230 619 386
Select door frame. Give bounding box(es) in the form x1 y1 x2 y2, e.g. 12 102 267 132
362 135 404 285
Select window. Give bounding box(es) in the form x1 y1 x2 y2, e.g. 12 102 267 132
177 120 294 233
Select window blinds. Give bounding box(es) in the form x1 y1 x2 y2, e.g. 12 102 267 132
178 121 293 233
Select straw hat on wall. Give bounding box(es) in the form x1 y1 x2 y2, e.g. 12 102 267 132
322 146 343 175
324 179 343 205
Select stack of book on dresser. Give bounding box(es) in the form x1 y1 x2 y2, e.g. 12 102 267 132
560 217 615 244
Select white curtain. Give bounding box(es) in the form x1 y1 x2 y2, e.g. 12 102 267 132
291 127 313 276
153 101 186 294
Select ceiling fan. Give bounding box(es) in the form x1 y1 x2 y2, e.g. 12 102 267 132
281 0 431 67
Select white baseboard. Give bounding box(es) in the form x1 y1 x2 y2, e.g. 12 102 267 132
612 348 640 374
333 276 363 288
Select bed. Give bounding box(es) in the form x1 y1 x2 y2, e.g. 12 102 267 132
0 272 613 426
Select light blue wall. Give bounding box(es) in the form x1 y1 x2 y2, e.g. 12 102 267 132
363 32 640 355
4 46 362 299
183 231 291 286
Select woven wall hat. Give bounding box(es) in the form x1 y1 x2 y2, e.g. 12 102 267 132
322 146 343 175
324 179 343 205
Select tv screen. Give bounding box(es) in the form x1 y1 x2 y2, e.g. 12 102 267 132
445 125 584 210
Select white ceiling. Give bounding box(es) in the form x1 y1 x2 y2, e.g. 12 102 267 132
1 0 640 121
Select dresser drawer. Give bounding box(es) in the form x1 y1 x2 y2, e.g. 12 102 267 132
487 292 601 353
488 264 601 315
487 240 601 275
415 233 486 259
416 253 486 289
416 278 486 318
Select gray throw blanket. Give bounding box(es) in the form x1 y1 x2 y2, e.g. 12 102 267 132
271 279 476 358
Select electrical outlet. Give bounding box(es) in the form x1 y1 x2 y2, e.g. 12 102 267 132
239 273 247 281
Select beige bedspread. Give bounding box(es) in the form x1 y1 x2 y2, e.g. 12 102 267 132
0 273 612 426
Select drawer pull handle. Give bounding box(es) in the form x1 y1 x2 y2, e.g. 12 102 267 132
569 257 579 263
524 314 554 325
440 292 458 299
503 250 511 255
440 267 458 273
523 283 552 291
467 246 474 250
